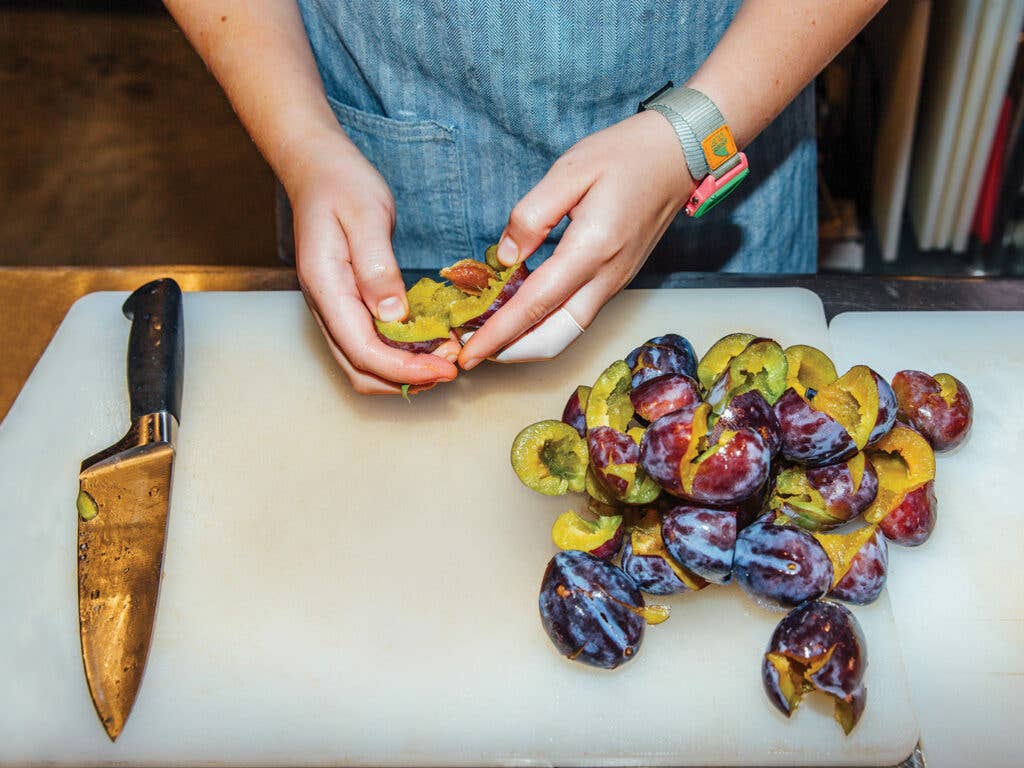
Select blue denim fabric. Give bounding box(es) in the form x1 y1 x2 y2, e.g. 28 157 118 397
285 0 817 273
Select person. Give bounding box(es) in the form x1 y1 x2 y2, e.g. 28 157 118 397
165 1 886 394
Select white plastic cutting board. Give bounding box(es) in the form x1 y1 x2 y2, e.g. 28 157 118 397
0 289 918 766
830 311 1024 768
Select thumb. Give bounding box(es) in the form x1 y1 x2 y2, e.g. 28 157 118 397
345 206 408 323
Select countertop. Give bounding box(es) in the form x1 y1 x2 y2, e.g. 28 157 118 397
1 266 1021 422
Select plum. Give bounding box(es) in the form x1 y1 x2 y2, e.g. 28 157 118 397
588 426 640 497
700 335 789 410
450 262 529 331
711 389 782 455
374 277 459 352
775 365 884 466
762 599 867 734
661 504 737 584
892 370 973 451
868 371 897 445
770 453 878 531
625 334 698 388
697 332 756 393
630 373 701 424
586 360 634 432
865 425 937 546
878 481 937 547
539 551 659 669
511 420 588 495
621 509 706 595
783 344 837 399
640 403 771 506
561 385 591 437
733 517 834 609
551 508 624 561
814 525 888 605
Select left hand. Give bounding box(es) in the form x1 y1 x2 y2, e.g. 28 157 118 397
458 110 696 369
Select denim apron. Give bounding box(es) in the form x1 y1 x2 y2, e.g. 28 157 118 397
284 0 817 273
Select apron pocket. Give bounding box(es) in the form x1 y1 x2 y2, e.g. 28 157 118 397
325 94 473 269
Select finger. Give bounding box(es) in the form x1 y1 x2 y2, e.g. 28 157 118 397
343 204 409 322
295 207 457 385
306 303 404 395
495 152 597 267
459 218 613 368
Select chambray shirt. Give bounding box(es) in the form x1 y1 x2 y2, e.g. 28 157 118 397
282 0 817 273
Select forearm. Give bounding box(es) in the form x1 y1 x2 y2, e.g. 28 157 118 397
687 0 887 148
162 0 352 188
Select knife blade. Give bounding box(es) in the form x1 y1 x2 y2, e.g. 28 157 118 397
77 278 183 741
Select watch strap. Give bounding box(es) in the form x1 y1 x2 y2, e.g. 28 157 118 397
644 87 741 182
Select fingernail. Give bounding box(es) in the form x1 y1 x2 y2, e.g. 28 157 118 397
462 357 481 371
377 296 405 322
496 237 519 267
443 350 459 364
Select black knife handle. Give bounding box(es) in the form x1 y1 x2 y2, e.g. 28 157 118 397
122 278 184 424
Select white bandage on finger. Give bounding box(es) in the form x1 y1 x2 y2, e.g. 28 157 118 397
460 307 585 363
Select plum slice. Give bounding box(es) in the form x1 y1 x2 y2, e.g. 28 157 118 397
640 403 771 506
561 385 591 437
539 551 665 669
585 360 635 432
892 370 973 451
762 599 868 734
629 373 701 424
621 509 707 595
551 508 624 561
784 344 838 399
511 420 588 496
814 524 888 605
374 277 461 352
625 334 698 388
770 453 878 531
733 517 834 609
865 425 937 546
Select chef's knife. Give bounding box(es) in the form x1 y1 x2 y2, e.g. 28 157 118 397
76 278 183 741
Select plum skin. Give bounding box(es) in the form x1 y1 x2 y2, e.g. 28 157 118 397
588 426 639 496
661 505 737 584
831 528 888 605
732 518 834 609
762 599 867 733
774 388 857 467
711 390 782 456
561 387 588 437
456 263 529 331
625 334 698 388
620 535 691 595
538 550 645 669
630 374 701 424
879 480 937 546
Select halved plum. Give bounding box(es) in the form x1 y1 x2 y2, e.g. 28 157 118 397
865 425 937 546
585 360 634 432
783 345 838 399
375 277 459 353
775 366 883 466
814 524 888 605
701 336 789 410
621 509 707 595
892 370 973 451
629 373 701 424
868 371 898 445
711 390 782 456
661 504 737 584
586 427 661 505
640 403 771 506
450 262 530 332
697 332 756 393
762 599 868 734
625 334 698 388
770 453 878 531
733 517 834 609
511 420 588 496
551 508 624 561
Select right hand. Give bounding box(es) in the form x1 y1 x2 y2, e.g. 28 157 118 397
283 130 461 395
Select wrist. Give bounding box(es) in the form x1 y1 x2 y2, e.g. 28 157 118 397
273 122 363 198
631 110 698 208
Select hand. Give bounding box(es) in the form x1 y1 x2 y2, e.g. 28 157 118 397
284 130 461 394
458 110 695 369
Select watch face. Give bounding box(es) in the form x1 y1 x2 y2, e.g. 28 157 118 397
702 126 738 171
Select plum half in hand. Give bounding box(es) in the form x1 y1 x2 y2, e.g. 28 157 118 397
640 403 771 506
814 524 888 605
774 365 885 467
539 551 666 669
511 420 588 496
892 370 973 452
374 277 461 353
769 453 878 531
551 505 624 561
762 599 868 734
865 425 937 546
732 517 834 609
620 509 707 595
625 334 698 388
699 335 789 411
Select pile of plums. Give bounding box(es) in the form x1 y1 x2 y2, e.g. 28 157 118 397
512 333 972 734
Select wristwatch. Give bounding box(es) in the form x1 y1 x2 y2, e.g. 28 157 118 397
639 81 749 218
